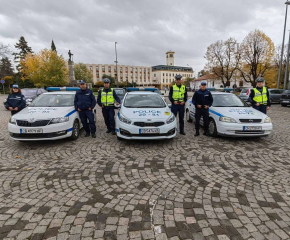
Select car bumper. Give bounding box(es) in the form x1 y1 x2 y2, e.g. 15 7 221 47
216 122 273 137
116 120 177 140
8 122 73 141
281 100 290 105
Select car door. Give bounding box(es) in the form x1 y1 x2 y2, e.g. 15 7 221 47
270 90 280 102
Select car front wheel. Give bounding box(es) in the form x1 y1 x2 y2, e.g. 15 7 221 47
186 109 192 122
208 119 218 137
281 104 287 107
70 120 80 140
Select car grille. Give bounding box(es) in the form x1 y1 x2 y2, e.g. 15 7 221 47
235 130 265 134
119 128 175 137
281 94 290 99
16 120 50 127
134 122 165 127
239 119 262 123
11 131 67 139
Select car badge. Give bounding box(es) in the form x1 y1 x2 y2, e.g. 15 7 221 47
147 119 152 121
28 118 35 123
249 119 253 122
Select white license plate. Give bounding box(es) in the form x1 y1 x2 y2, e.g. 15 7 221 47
21 128 43 134
283 100 290 103
243 126 262 131
139 128 160 134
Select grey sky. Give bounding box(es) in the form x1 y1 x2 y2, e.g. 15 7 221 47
0 0 286 74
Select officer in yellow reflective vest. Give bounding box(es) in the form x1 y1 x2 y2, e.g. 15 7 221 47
97 78 121 135
169 74 187 135
248 77 271 114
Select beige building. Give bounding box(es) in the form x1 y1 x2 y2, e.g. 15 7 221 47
86 51 193 89
87 64 152 86
152 51 194 89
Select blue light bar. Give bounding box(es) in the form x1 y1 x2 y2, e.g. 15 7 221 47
144 88 157 91
206 88 216 91
126 87 140 92
46 87 80 91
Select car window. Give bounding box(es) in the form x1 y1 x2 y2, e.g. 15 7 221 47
212 94 248 107
241 89 248 93
114 89 125 95
30 94 75 107
124 94 166 108
270 90 282 94
283 90 290 94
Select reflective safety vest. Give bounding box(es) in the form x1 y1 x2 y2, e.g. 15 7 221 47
101 88 115 106
253 87 268 105
172 84 185 102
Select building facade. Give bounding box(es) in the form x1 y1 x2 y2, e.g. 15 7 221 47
86 51 193 89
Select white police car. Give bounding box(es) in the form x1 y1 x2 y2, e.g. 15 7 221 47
8 87 87 141
116 88 177 140
185 91 273 137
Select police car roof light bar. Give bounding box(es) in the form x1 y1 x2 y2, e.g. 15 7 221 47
46 87 80 92
206 88 216 91
126 87 140 92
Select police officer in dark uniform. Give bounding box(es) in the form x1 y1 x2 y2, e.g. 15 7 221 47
5 84 26 116
74 80 97 138
192 82 213 136
248 77 271 114
169 74 187 135
97 78 121 135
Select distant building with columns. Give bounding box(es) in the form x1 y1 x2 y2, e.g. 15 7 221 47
86 51 193 89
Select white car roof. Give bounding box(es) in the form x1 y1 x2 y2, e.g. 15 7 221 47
43 91 76 95
127 91 159 95
210 92 233 95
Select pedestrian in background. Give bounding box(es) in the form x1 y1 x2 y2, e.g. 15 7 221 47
97 78 120 135
5 85 26 116
74 80 97 138
248 77 270 114
192 82 213 136
169 74 187 135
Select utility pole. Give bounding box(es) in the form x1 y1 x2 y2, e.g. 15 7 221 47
114 42 119 88
284 31 290 90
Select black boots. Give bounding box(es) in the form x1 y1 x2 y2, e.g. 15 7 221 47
180 131 186 135
106 129 111 133
92 133 96 138
85 133 90 137
194 129 200 136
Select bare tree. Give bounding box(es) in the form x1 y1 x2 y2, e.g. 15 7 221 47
237 29 275 87
205 37 240 87
0 42 11 59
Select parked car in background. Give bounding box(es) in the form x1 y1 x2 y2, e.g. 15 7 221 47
281 90 290 106
268 89 284 103
239 88 251 101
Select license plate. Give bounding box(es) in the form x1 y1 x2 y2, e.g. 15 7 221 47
243 126 262 131
20 128 43 134
139 128 160 134
283 100 290 103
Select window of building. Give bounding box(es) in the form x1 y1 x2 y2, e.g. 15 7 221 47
163 73 165 76
163 79 164 83
96 66 99 71
139 68 142 73
120 67 123 73
135 68 137 73
154 74 156 77
114 67 116 72
130 67 133 72
102 67 105 72
166 73 168 76
125 67 128 72
89 66 92 71
170 54 173 57
108 66 111 72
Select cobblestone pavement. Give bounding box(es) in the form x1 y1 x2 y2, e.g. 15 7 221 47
0 95 290 240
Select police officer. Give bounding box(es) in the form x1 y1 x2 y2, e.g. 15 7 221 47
169 74 187 135
248 77 271 114
74 80 97 138
97 78 121 135
192 82 213 136
5 84 26 116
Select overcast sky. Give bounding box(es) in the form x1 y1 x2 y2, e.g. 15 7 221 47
0 0 286 74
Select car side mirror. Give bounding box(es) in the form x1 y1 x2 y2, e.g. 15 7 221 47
168 103 172 108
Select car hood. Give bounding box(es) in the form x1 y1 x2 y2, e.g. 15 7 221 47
120 107 172 121
211 107 267 119
12 106 75 120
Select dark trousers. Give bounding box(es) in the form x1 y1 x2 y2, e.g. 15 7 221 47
195 108 209 131
79 110 96 134
11 110 21 116
102 107 115 131
171 104 185 132
253 105 267 114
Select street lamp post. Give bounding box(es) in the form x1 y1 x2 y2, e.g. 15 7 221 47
114 42 119 88
277 1 290 89
284 31 290 90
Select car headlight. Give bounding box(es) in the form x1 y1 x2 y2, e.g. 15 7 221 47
264 117 271 123
166 114 175 124
118 112 131 124
219 116 237 123
9 118 16 125
50 117 69 124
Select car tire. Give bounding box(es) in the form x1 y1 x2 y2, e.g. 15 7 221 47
208 119 218 137
70 120 80 140
186 109 192 122
281 104 287 107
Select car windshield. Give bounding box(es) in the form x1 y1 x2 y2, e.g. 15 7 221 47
30 94 75 107
241 89 248 93
124 94 166 108
154 89 161 95
212 94 248 107
114 89 125 96
22 89 38 96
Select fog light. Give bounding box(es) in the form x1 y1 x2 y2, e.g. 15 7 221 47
56 130 66 135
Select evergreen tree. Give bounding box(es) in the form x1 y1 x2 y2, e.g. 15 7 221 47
13 36 33 71
51 40 57 52
0 57 14 79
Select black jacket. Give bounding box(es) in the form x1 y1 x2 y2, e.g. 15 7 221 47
192 89 213 108
74 88 96 111
97 88 121 107
168 84 188 104
5 93 26 110
248 87 271 107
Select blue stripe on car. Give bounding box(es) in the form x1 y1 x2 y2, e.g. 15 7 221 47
67 128 73 132
65 110 77 117
209 109 224 117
